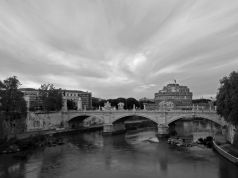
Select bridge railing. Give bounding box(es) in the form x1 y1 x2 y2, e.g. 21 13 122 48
65 109 217 113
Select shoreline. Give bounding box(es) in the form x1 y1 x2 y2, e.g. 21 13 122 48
0 125 103 154
213 140 238 165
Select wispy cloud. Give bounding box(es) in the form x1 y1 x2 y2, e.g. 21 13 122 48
0 0 238 99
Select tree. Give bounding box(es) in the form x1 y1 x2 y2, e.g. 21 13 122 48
3 76 21 90
192 99 211 104
0 80 5 90
67 99 77 110
0 76 26 114
107 99 118 108
138 101 145 109
216 71 238 125
0 76 27 138
39 84 63 111
126 98 140 110
92 97 107 109
98 99 106 108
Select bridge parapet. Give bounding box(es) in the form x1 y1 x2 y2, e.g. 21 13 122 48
63 109 217 114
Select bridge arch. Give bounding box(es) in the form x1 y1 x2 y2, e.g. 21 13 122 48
67 114 104 124
167 114 223 126
112 113 158 124
68 114 104 121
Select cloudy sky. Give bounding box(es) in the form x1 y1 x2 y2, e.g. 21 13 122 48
0 0 238 99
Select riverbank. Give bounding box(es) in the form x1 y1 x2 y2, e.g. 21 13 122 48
16 125 103 139
0 125 103 154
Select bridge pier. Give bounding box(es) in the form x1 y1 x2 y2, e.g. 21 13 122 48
157 124 169 138
103 124 114 135
63 121 70 129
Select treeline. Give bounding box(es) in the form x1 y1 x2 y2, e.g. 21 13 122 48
92 97 152 110
0 76 63 113
192 99 211 104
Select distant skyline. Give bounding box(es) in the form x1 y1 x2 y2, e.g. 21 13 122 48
0 0 238 99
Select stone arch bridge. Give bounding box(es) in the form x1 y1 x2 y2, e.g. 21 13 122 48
28 110 225 136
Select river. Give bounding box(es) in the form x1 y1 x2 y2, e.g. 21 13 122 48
0 129 238 178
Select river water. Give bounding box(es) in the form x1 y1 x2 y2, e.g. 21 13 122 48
0 129 238 178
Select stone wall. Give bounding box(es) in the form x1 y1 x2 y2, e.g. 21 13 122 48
226 123 238 147
233 132 238 148
26 112 63 131
0 112 26 140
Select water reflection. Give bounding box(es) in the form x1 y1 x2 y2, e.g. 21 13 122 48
0 129 238 178
218 154 238 178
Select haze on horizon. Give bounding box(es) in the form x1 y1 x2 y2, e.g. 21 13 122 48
0 0 238 99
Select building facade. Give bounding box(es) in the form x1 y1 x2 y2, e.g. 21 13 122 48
62 90 92 110
144 82 193 110
155 83 193 107
19 88 43 110
20 88 92 110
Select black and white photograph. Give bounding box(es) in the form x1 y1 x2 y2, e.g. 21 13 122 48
0 0 238 178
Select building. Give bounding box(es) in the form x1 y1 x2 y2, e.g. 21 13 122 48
20 88 92 110
144 82 193 110
19 88 43 110
62 90 92 110
155 82 193 107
